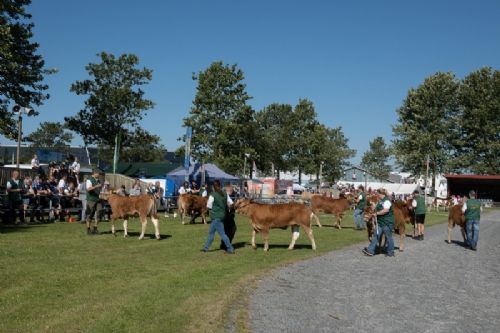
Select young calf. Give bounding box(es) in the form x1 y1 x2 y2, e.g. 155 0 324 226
235 199 316 251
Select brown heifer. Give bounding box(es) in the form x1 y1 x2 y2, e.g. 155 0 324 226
363 200 413 251
105 194 160 240
447 204 466 244
177 194 208 224
310 195 351 229
235 199 316 251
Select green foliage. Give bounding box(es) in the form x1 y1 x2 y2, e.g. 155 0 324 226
65 52 154 146
393 72 459 182
361 136 391 181
0 0 53 137
255 103 294 174
184 61 255 174
452 67 500 174
120 128 166 162
24 121 73 152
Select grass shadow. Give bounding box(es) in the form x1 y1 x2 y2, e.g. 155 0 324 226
0 223 47 233
98 230 172 240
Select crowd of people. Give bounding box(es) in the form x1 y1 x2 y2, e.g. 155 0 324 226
4 162 482 254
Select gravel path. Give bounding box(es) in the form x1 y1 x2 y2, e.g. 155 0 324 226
249 211 500 333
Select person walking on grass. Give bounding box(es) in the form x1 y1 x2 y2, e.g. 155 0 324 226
201 180 235 254
85 170 102 235
462 190 481 251
363 188 395 257
353 185 366 230
412 190 426 240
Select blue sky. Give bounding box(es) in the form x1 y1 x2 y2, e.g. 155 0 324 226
3 0 500 164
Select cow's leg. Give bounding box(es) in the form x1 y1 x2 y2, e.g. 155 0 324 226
152 216 160 240
303 225 316 250
138 216 147 240
123 218 128 238
111 217 116 237
288 225 300 250
311 211 322 228
262 230 270 252
461 226 467 243
334 213 342 229
447 219 453 244
251 229 257 249
399 223 405 252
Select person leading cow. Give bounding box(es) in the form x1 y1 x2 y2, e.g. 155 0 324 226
363 188 395 257
201 180 235 254
353 185 366 230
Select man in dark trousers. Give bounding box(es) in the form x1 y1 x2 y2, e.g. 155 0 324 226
221 184 237 250
411 190 426 240
462 190 481 251
6 170 26 225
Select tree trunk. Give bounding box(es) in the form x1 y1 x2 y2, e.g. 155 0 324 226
298 168 302 185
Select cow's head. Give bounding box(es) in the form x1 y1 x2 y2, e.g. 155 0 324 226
234 198 253 214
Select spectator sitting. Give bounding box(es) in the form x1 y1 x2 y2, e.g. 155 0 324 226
116 185 128 196
129 179 142 196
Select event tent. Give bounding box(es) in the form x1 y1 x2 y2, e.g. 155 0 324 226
338 181 419 195
167 163 240 189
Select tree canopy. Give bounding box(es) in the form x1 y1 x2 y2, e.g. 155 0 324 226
392 72 459 185
361 136 391 181
24 121 73 151
183 61 256 175
0 0 53 137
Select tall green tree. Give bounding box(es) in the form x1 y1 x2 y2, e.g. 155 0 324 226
183 61 256 174
392 72 459 186
303 124 355 183
24 121 73 152
0 0 53 136
255 103 294 176
65 52 154 170
289 99 320 183
451 67 500 174
361 136 391 181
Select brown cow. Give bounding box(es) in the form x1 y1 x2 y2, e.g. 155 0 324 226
105 194 160 240
363 200 413 251
447 204 466 244
177 194 208 224
235 198 316 251
310 195 351 229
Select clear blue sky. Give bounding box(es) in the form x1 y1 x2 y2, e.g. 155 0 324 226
3 0 500 164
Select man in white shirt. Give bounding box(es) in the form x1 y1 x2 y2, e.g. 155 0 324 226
31 154 40 170
70 157 81 176
178 181 189 195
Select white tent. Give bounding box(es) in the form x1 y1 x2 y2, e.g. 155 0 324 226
338 181 418 195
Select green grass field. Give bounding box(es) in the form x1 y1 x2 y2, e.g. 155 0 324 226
0 209 452 333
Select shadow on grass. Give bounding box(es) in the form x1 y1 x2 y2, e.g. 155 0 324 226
99 230 172 240
0 223 47 233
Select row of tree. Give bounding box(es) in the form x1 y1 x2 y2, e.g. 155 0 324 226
393 68 500 185
1 1 498 181
183 61 355 181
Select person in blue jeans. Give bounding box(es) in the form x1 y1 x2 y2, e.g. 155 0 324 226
353 185 367 230
202 180 235 254
362 188 395 257
462 190 481 251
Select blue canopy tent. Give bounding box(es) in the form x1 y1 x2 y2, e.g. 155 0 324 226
167 163 240 191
